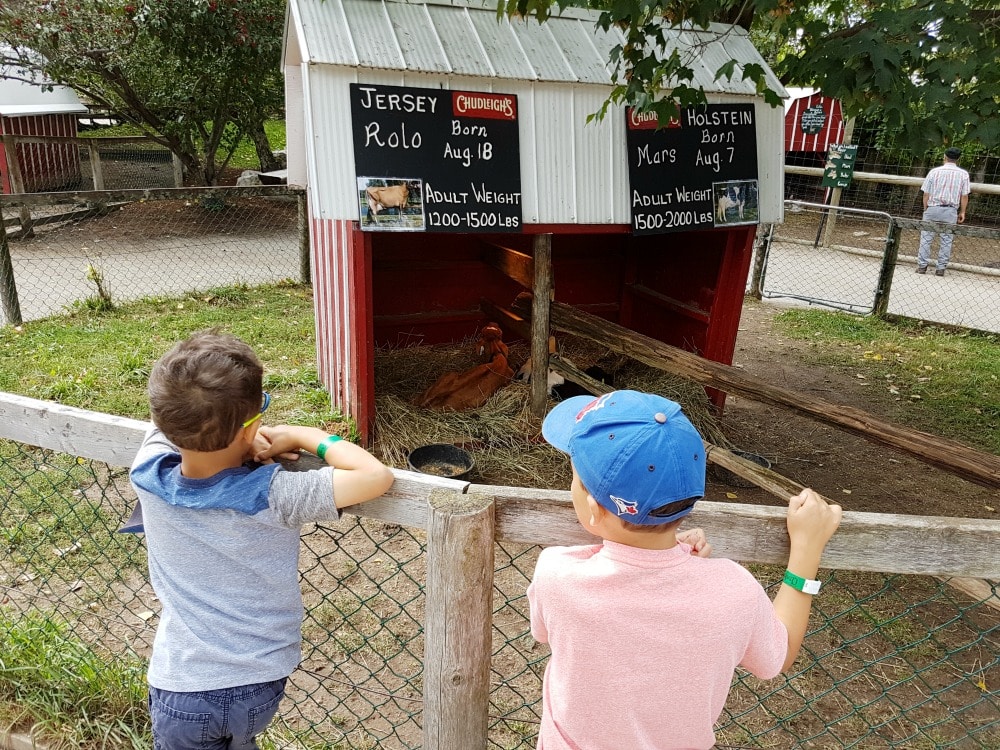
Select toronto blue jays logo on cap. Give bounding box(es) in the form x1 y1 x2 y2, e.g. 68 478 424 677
574 392 612 422
610 495 639 517
542 390 707 526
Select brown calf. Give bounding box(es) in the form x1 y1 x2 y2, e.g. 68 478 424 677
416 323 514 411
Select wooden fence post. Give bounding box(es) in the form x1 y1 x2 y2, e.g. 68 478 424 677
297 191 310 284
529 233 552 417
2 134 33 238
88 142 106 191
423 489 495 750
171 153 184 188
873 218 902 318
0 212 23 326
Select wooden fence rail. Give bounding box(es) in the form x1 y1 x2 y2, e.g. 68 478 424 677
510 295 1000 490
2 391 998 748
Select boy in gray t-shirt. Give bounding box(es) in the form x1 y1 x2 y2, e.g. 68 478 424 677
127 330 394 749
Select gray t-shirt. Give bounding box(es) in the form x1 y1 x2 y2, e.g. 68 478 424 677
128 427 339 692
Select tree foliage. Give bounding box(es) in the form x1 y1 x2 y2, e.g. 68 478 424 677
0 0 284 185
499 0 1000 147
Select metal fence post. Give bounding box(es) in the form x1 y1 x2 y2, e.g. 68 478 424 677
0 211 23 326
873 218 902 318
297 191 310 284
423 489 494 750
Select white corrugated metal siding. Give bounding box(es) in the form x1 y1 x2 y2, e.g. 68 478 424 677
285 0 788 225
292 0 784 93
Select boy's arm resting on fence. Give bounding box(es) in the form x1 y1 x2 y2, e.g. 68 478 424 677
772 488 842 672
256 424 394 509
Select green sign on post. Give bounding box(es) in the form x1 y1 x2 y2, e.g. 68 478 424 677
821 144 858 189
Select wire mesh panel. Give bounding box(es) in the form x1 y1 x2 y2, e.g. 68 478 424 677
757 204 1000 333
885 221 1000 334
484 546 1000 749
79 143 178 191
290 516 427 749
2 431 998 749
784 117 1000 226
758 202 894 314
0 188 305 326
490 542 544 749
721 569 999 748
2 135 179 193
776 116 1000 333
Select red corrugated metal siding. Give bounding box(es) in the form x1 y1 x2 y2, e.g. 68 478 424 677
314 221 753 440
313 217 348 406
0 113 81 193
784 94 844 153
0 117 10 194
312 218 377 442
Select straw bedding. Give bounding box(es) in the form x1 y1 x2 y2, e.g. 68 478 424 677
372 334 730 490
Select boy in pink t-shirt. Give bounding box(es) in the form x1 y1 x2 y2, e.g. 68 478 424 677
529 390 842 750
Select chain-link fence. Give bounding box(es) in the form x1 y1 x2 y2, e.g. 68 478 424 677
768 116 1000 331
2 396 997 749
0 186 308 326
784 116 1000 224
755 202 1000 333
2 134 181 195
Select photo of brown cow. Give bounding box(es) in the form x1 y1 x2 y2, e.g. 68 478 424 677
357 177 425 231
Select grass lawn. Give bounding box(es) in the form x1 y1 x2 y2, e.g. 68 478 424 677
0 281 349 435
773 309 1000 455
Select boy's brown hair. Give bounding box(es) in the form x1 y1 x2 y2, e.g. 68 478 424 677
148 330 263 452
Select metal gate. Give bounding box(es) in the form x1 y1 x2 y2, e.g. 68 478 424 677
752 201 895 314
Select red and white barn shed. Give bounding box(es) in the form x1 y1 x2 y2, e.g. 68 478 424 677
784 91 845 153
0 70 86 193
283 0 787 442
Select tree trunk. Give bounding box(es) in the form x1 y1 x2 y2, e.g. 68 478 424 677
248 120 281 172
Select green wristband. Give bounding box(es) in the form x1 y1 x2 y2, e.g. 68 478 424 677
783 569 822 595
316 434 343 460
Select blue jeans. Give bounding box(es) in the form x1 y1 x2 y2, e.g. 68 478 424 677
149 678 287 750
917 205 958 270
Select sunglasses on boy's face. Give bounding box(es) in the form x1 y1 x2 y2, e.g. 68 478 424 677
241 392 271 429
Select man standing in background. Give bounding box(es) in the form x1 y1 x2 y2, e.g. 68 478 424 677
916 147 970 276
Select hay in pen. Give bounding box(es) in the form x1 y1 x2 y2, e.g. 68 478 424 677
372 334 732 490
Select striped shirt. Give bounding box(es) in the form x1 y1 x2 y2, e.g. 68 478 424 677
921 162 971 208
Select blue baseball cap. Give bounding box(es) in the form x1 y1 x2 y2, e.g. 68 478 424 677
542 390 706 525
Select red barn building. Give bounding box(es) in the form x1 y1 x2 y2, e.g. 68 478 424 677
0 72 86 193
783 91 846 201
283 0 788 442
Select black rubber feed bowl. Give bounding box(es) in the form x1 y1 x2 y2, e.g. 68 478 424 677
712 450 771 489
407 444 475 480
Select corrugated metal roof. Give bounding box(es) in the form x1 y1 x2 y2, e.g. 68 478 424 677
289 0 786 96
0 69 88 116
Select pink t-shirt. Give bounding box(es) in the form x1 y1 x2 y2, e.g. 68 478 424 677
528 541 788 750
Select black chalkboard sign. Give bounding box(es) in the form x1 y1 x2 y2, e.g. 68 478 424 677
626 104 759 235
800 104 827 135
350 83 522 233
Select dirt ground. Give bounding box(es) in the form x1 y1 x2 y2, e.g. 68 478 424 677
714 299 998 520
